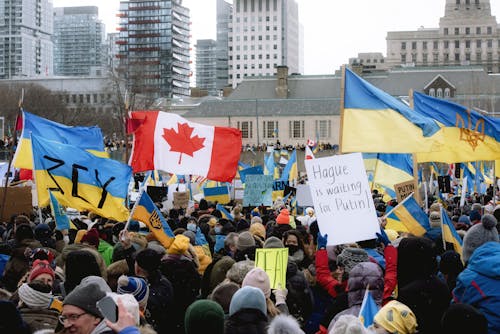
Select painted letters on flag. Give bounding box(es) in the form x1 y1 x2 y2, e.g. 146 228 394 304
32 135 131 221
129 111 242 182
14 110 106 169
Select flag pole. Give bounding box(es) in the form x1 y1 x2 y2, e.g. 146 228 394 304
28 133 43 223
124 186 144 232
0 89 24 220
338 65 346 154
124 90 130 163
408 89 422 205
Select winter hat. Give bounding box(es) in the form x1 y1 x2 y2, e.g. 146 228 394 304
229 286 267 316
0 301 30 334
458 215 471 225
251 215 263 225
28 259 55 283
135 248 161 273
168 234 190 255
429 211 441 228
336 248 369 274
374 300 417 334
429 202 441 213
439 250 464 275
242 267 271 298
81 228 100 247
236 231 255 251
462 214 499 263
251 208 260 217
117 275 149 309
397 237 437 287
63 282 106 318
249 222 266 240
276 209 290 225
329 314 370 334
18 282 52 309
469 210 481 222
34 223 52 240
264 236 285 248
441 303 488 334
80 276 111 293
268 314 305 334
183 230 196 246
236 219 250 232
209 282 239 313
15 224 34 241
209 256 236 290
226 260 255 285
185 299 225 334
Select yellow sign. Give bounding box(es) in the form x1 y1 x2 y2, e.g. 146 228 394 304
255 248 288 289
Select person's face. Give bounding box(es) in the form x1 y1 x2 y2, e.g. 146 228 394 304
32 273 53 287
285 234 298 246
60 305 100 334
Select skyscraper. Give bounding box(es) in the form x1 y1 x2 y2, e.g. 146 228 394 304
53 6 106 77
0 0 53 79
216 0 232 93
195 39 217 95
116 0 190 102
228 0 301 87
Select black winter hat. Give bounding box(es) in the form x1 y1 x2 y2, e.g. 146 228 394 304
63 283 106 318
135 248 161 273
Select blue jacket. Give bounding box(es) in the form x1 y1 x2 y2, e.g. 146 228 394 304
453 242 500 334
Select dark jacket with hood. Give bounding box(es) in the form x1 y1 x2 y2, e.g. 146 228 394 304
225 308 268 334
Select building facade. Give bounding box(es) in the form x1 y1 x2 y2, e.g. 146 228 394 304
53 6 106 77
195 39 217 95
216 0 232 93
228 0 301 87
0 0 53 79
386 0 500 73
116 0 191 102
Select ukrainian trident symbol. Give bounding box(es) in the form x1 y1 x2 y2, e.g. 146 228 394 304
149 210 162 230
455 109 485 151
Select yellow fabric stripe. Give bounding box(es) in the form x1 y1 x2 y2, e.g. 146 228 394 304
134 206 173 249
442 224 463 255
393 206 427 236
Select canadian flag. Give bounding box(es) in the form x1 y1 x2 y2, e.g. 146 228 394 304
305 145 315 160
129 111 242 182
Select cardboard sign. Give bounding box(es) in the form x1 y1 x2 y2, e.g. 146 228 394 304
304 153 379 246
255 248 288 289
394 180 417 203
296 184 314 207
173 191 189 209
0 187 33 221
243 175 273 207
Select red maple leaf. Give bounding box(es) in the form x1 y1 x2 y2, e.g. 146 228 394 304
162 123 205 164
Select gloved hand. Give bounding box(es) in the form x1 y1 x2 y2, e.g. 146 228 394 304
317 233 328 249
273 284 288 306
376 228 390 247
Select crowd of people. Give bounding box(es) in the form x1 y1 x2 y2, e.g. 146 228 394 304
0 190 498 334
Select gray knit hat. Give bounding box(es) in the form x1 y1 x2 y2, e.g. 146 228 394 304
263 236 284 248
336 248 369 273
63 282 106 318
462 214 499 263
236 231 255 251
226 260 255 285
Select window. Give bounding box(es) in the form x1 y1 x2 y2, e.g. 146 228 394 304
466 27 470 35
412 42 417 50
315 120 331 139
429 88 436 97
477 40 482 48
487 39 493 47
444 88 451 98
433 41 438 49
476 27 481 34
401 42 406 50
444 40 449 48
466 52 471 61
289 121 305 139
444 53 449 61
411 53 417 62
264 121 278 138
433 53 439 62
423 53 428 63
487 26 492 34
444 28 449 35
455 53 460 61
466 40 470 48
476 52 482 60
401 54 406 63
455 27 460 35
455 40 460 48
423 41 427 50
437 88 443 98
238 121 253 138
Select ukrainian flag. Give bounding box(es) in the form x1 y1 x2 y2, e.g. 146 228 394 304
264 152 279 179
203 183 230 204
413 92 500 163
342 68 442 153
389 195 430 236
48 190 70 231
14 110 107 169
32 135 131 221
132 191 174 249
363 153 414 194
441 208 463 256
239 165 263 183
216 203 234 221
359 288 379 327
280 150 298 183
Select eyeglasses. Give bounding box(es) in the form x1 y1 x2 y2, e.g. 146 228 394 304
59 312 87 324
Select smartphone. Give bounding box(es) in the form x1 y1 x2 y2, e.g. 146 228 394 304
97 296 118 323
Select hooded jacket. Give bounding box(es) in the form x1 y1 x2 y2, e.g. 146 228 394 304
453 242 500 334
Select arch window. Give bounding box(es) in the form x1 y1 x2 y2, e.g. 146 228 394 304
444 88 451 98
437 88 443 98
429 88 436 97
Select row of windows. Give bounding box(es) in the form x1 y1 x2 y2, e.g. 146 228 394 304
428 88 451 98
232 25 279 33
401 51 496 63
443 25 493 36
235 0 278 13
231 34 279 42
229 53 279 61
231 62 278 70
235 15 277 23
237 120 332 139
229 44 278 52
401 39 498 50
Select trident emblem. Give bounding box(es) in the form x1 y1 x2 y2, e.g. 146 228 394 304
455 109 485 151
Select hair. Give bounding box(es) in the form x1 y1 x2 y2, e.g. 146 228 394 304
282 230 305 251
266 298 280 317
224 232 239 249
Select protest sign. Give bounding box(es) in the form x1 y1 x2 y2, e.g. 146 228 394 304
296 184 313 207
394 180 417 203
243 175 273 207
173 191 189 209
0 187 32 221
304 153 379 245
255 248 288 289
272 180 288 201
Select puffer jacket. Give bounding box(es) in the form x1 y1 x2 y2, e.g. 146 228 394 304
453 242 500 334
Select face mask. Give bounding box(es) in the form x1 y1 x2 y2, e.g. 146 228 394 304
214 226 222 234
187 223 197 232
287 245 299 255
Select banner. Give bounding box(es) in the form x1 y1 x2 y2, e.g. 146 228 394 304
243 175 273 207
255 248 288 289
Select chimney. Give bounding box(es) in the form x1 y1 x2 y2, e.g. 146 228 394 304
275 66 289 99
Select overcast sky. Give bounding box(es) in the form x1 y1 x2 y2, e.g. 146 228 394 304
53 0 500 75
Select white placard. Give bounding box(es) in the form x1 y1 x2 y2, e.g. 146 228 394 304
304 153 379 246
296 184 314 207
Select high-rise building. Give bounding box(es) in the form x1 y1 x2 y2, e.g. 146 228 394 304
228 0 301 87
0 0 53 79
116 0 191 102
53 6 106 77
195 39 217 95
386 0 500 74
216 0 232 93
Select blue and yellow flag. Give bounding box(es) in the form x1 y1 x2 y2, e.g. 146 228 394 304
14 110 107 169
363 153 414 194
132 191 174 249
239 165 263 183
264 153 279 179
216 203 234 221
389 195 430 236
32 135 131 221
280 150 298 183
441 208 463 256
413 92 500 163
359 288 379 327
342 68 442 153
48 190 70 231
203 184 230 204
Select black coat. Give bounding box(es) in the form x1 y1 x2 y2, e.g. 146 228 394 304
225 309 268 334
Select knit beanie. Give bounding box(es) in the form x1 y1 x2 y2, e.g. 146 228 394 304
117 275 149 309
28 259 55 283
236 231 256 251
276 209 290 225
251 216 263 225
167 234 190 255
185 300 225 334
15 224 34 242
135 248 161 273
229 286 266 316
374 300 417 334
209 282 239 314
242 267 271 298
183 231 196 246
80 275 111 293
63 282 106 318
209 256 236 291
18 282 52 309
441 303 488 334
249 222 266 240
429 211 442 228
336 248 369 274
264 236 284 248
81 228 100 247
236 219 250 232
330 314 369 334
226 260 255 285
462 214 499 263
34 223 52 240
469 210 481 222
439 250 464 275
